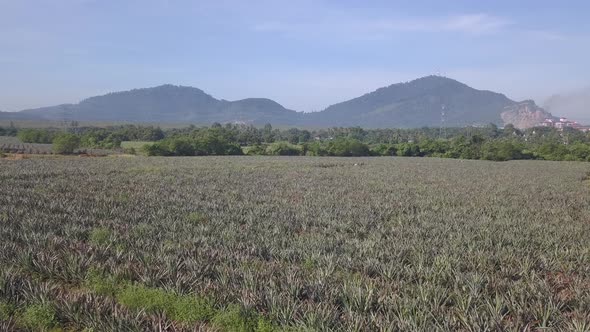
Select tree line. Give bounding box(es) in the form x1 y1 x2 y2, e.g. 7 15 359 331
2 123 590 161
144 123 590 161
0 124 18 137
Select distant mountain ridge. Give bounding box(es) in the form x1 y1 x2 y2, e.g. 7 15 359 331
13 84 301 125
0 76 554 128
308 76 520 127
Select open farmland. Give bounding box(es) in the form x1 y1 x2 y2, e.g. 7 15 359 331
0 156 589 331
0 136 116 157
0 136 53 155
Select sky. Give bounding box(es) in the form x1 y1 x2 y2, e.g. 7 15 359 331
1 0 589 120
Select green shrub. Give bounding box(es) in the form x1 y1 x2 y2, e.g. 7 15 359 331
395 142 421 157
18 129 56 143
52 133 80 154
168 137 196 156
370 144 397 156
143 142 171 156
265 142 302 156
304 142 328 156
245 145 266 155
20 303 57 330
568 143 590 161
480 140 529 161
144 136 244 156
125 147 137 155
326 138 370 157
224 143 244 155
536 142 569 161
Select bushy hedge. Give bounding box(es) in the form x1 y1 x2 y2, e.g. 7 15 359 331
143 136 243 156
0 125 18 136
265 142 302 156
17 129 56 143
52 133 80 154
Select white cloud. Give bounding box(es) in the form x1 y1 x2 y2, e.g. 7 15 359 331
253 13 512 39
442 14 511 34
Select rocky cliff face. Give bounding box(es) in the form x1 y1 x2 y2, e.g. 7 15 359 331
500 101 553 129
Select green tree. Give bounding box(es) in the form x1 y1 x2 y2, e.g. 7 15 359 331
536 142 568 161
52 133 80 154
480 140 529 161
265 142 302 156
370 144 397 156
18 129 55 143
396 142 421 157
262 123 274 143
326 138 370 156
567 143 590 161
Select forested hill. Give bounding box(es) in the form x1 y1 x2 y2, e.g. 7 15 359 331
9 85 302 125
305 76 551 128
1 76 553 128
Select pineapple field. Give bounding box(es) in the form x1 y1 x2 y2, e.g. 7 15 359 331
0 156 589 331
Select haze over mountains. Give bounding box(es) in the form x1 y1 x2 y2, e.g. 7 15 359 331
544 89 590 125
0 76 556 128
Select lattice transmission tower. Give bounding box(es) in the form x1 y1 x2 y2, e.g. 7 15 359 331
439 104 447 139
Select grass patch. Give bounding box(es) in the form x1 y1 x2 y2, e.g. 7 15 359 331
117 284 215 324
167 294 216 324
0 301 14 321
20 303 58 330
84 269 120 296
116 284 169 313
89 227 112 246
212 304 276 332
83 274 272 328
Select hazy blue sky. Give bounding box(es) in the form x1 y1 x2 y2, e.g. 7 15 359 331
1 0 589 118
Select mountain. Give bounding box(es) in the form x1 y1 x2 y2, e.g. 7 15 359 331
9 85 302 125
0 77 554 128
304 76 551 128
